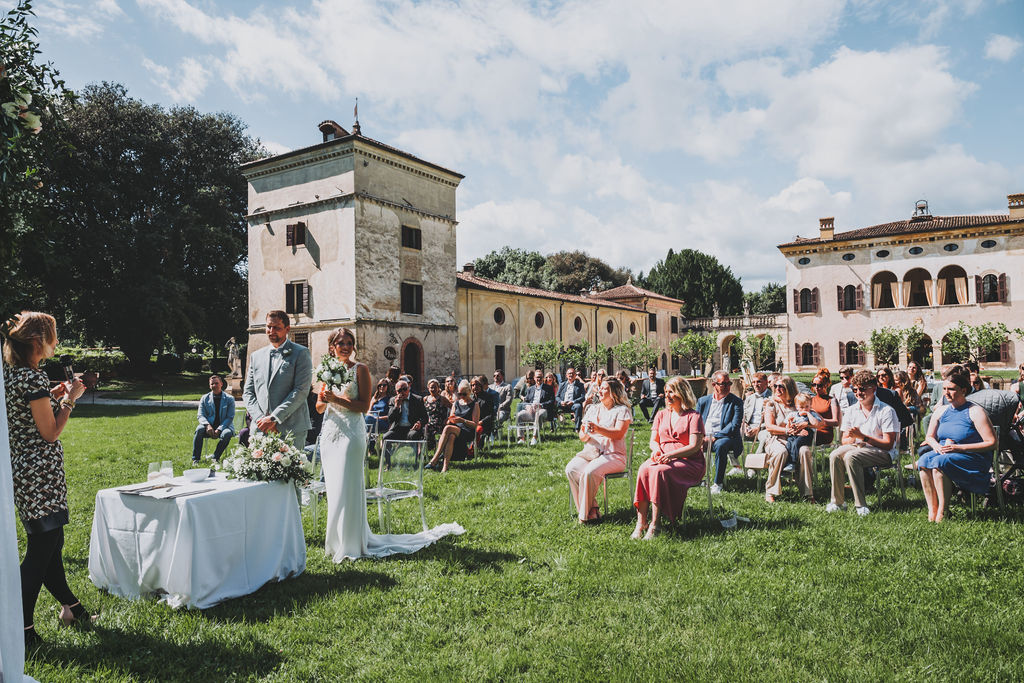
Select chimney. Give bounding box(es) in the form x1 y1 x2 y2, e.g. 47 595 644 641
1009 193 1024 219
318 120 348 143
818 217 835 241
463 262 475 275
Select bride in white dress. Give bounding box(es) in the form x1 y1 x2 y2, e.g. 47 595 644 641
315 327 464 562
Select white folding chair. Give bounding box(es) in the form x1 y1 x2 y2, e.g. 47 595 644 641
369 439 428 533
299 435 327 536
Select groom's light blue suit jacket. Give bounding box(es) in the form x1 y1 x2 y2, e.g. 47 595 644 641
243 339 313 440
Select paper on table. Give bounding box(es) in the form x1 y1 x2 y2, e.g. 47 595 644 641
117 481 175 494
143 484 215 500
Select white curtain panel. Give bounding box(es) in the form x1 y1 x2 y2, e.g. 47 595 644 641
0 354 25 681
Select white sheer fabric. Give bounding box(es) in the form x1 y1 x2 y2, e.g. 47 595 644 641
320 378 463 562
1 355 39 682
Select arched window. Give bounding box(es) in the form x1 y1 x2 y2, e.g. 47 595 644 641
847 341 861 365
843 285 856 311
870 272 898 309
936 265 968 305
981 274 999 303
902 268 932 307
799 288 812 312
801 343 814 366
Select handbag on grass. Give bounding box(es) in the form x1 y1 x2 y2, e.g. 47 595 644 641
745 452 767 469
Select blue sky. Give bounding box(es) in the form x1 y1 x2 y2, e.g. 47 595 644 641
29 0 1024 290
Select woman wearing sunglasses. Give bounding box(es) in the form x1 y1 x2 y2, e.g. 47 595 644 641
762 376 818 503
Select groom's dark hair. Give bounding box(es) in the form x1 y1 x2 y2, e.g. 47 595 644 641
267 310 290 327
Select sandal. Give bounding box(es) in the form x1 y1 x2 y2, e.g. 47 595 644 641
630 522 647 540
765 494 776 503
643 525 661 540
59 602 98 628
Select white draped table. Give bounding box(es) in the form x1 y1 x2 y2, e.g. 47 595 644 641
88 474 306 609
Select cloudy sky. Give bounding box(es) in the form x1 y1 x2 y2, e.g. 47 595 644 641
31 0 1023 290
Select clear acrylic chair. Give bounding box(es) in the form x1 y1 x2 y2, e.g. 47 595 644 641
368 439 428 533
872 424 911 508
299 435 327 536
680 436 716 525
600 429 635 516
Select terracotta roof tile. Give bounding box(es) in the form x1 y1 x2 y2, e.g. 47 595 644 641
589 282 685 305
778 214 1024 248
456 273 643 311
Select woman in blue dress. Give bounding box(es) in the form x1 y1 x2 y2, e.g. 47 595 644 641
917 364 996 522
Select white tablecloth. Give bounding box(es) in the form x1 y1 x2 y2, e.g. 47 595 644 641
88 474 306 609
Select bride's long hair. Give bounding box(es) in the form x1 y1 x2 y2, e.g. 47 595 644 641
328 327 357 359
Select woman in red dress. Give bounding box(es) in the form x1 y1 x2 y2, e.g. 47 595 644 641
632 376 705 539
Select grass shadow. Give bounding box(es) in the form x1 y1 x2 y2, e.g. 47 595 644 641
34 625 282 682
415 543 519 574
195 567 398 623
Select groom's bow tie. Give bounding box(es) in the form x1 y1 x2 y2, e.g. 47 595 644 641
269 348 281 357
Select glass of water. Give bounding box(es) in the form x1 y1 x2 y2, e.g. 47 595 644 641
160 460 173 478
148 462 162 481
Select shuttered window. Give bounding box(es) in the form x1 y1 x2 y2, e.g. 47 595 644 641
285 222 306 246
285 282 309 314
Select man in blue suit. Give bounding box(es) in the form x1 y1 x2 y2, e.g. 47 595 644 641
556 367 586 430
192 374 236 463
515 369 556 445
243 310 313 449
697 370 744 493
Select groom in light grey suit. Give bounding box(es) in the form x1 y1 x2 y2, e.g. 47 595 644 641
243 310 313 449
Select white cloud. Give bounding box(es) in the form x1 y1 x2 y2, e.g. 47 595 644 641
37 0 123 38
142 57 211 102
984 34 1022 62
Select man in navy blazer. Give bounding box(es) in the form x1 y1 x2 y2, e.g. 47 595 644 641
639 368 665 422
192 374 236 463
697 370 744 493
556 367 586 429
243 310 313 449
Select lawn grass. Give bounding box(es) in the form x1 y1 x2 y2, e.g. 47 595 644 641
97 373 210 401
18 405 1024 681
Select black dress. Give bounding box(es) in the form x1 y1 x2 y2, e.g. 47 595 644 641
424 395 450 449
451 398 477 461
3 364 69 533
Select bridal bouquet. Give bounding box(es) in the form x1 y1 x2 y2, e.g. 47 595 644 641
316 354 351 392
219 431 313 486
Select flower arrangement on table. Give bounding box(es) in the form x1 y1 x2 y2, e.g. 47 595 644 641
219 430 313 486
315 354 351 392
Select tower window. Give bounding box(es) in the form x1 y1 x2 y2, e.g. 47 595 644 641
285 282 309 314
286 222 306 247
401 226 422 250
400 283 422 314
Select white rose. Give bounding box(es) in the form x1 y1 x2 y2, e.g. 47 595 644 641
281 456 291 467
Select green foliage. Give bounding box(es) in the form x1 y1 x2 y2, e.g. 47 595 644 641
731 333 779 371
520 339 560 370
671 331 717 376
864 326 904 366
559 339 590 372
941 321 1024 364
474 246 547 289
540 250 630 294
642 248 743 318
743 282 786 315
586 342 611 373
474 247 630 295
39 345 129 379
611 335 660 372
22 82 261 370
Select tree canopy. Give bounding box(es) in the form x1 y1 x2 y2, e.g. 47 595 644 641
744 282 786 315
20 82 262 369
640 248 743 318
474 247 630 295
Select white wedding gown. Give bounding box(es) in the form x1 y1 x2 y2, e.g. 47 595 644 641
320 377 464 562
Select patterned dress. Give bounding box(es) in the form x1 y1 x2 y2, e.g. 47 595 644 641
3 363 69 533
424 394 451 449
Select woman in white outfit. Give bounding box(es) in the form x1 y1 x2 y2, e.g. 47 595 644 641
565 377 632 523
315 327 463 562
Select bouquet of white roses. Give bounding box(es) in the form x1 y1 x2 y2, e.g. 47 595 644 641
219 430 313 486
316 354 351 393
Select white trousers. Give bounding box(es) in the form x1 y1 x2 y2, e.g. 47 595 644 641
565 448 626 520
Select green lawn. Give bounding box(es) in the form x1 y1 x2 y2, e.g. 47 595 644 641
19 405 1024 681
97 373 211 401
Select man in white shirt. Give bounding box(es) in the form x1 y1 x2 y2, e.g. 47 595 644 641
826 370 899 516
830 366 856 414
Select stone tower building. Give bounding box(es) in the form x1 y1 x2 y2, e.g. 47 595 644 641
241 119 464 390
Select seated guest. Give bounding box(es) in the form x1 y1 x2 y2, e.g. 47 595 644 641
582 369 607 412
471 375 496 440
381 379 426 443
809 371 840 448
616 370 633 398
741 372 772 463
515 369 555 445
1012 363 1024 420
876 366 895 391
442 375 458 405
566 377 632 523
557 367 586 429
365 378 391 436
192 374 235 463
763 377 817 503
826 370 899 516
516 371 535 401
917 364 997 522
426 380 479 473
787 394 821 465
964 360 990 390
385 365 401 396
423 379 451 450
907 362 929 405
492 369 513 429
830 366 856 414
697 370 743 493
633 376 705 539
894 370 922 423
638 368 665 423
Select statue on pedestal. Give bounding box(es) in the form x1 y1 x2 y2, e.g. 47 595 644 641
225 337 241 378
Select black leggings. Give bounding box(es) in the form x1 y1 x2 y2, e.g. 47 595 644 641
21 526 77 627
